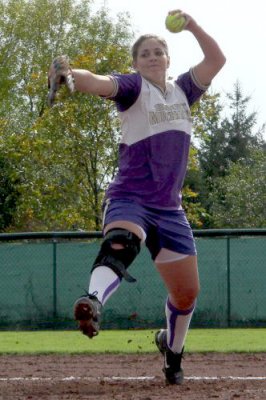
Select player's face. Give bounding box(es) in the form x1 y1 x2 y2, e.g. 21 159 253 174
133 39 170 87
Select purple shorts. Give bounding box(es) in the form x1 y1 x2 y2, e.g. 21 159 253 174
102 199 196 260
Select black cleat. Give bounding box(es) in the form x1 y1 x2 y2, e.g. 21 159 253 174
155 329 184 385
74 293 102 338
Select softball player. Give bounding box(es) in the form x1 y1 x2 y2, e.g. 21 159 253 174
49 10 225 385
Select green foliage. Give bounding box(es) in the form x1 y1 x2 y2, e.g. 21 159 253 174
0 0 133 231
199 82 265 181
183 146 210 228
196 82 265 228
15 97 122 231
1 0 265 231
181 92 223 228
182 186 208 228
192 91 223 141
0 155 20 231
209 149 266 228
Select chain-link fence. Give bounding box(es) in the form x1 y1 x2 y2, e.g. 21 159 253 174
0 230 265 330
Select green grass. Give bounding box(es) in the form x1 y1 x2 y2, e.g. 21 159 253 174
0 329 265 355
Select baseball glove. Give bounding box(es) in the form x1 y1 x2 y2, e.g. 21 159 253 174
47 55 75 107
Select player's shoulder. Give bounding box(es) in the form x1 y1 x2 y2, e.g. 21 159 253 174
175 69 209 106
112 71 142 87
109 72 142 111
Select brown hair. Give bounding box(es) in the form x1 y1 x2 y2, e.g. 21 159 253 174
131 34 169 61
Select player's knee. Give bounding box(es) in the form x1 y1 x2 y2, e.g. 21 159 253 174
110 243 124 250
92 228 141 282
188 284 200 300
172 286 200 310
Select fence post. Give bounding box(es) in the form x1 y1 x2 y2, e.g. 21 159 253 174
227 237 231 327
52 239 57 319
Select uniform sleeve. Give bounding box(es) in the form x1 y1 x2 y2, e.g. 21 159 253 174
106 73 142 112
175 68 210 107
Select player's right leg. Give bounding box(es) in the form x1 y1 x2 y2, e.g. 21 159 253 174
74 221 144 338
74 292 102 338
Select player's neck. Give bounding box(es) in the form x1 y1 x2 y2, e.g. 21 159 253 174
143 75 166 91
144 76 167 98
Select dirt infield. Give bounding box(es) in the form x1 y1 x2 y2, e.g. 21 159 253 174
0 353 266 399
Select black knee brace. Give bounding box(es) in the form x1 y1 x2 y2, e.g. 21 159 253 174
91 228 141 282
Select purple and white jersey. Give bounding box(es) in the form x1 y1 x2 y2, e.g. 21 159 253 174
105 69 208 209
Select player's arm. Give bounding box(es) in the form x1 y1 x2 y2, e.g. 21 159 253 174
183 13 226 87
71 69 115 97
48 55 115 104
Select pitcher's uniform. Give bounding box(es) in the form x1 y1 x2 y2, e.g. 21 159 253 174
103 69 208 258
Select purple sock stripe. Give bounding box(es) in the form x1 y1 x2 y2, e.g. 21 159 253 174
167 297 195 315
169 310 177 348
167 298 195 348
102 277 121 304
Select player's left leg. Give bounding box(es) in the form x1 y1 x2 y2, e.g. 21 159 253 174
155 253 199 384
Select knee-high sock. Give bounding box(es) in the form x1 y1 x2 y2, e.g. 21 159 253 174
88 266 121 306
165 297 196 354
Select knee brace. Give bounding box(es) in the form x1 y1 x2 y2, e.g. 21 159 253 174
91 229 141 282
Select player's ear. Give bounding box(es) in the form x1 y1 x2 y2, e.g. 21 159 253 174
167 56 170 68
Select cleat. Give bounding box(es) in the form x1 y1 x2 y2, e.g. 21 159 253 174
155 329 184 385
74 293 102 338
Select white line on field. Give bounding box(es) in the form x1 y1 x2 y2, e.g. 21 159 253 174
0 376 266 382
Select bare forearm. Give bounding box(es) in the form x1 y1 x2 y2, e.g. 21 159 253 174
182 14 226 86
188 21 226 68
72 69 115 97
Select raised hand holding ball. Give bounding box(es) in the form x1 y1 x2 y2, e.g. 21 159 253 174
165 11 187 33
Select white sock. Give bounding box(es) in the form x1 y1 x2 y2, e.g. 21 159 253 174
165 297 195 354
88 266 121 306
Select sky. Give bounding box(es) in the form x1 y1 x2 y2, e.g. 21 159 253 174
93 0 266 137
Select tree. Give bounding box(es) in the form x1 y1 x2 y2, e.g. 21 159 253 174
182 145 209 228
221 81 265 162
0 155 20 231
209 149 266 228
0 0 134 231
181 91 224 228
196 82 265 227
199 81 265 180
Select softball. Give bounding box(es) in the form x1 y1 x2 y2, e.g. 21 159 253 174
165 13 186 33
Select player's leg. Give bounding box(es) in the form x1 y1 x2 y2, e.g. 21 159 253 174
88 221 145 306
74 200 146 338
155 253 199 384
156 253 199 353
144 207 198 384
74 222 143 338
89 221 145 298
